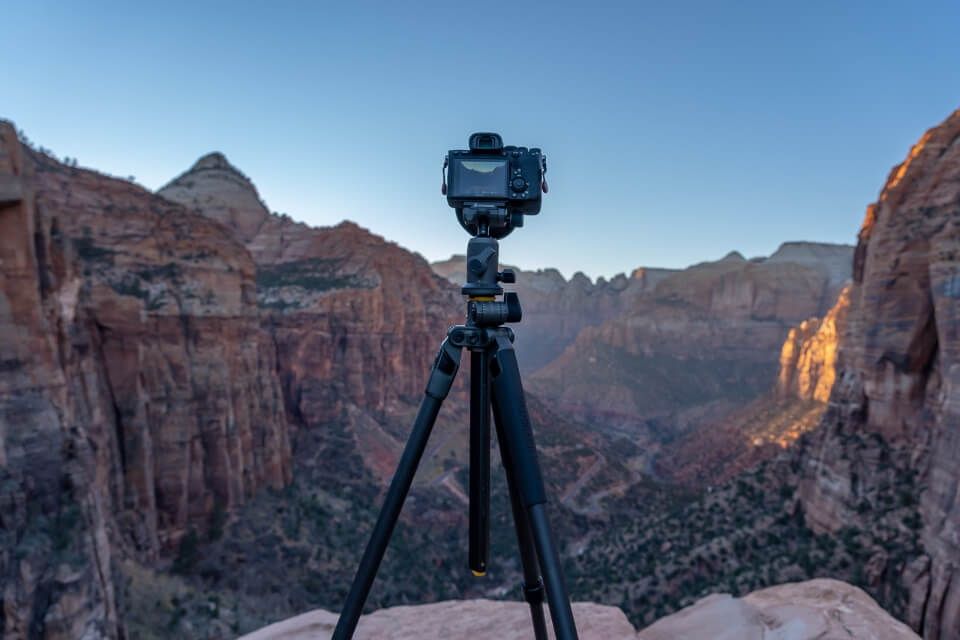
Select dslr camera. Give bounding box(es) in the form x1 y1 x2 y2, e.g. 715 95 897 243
443 132 546 238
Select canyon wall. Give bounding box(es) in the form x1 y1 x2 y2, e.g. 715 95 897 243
0 121 119 639
159 154 462 459
0 123 292 638
799 108 960 639
526 246 851 444
433 241 851 376
658 286 850 487
776 285 850 403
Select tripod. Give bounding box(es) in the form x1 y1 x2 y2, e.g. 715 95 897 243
332 231 579 640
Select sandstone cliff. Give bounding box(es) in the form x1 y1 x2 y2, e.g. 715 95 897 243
525 245 851 456
799 108 960 639
777 285 850 403
0 122 119 639
0 123 292 638
658 285 852 487
159 153 462 474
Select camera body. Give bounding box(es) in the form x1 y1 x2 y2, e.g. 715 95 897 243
444 133 545 237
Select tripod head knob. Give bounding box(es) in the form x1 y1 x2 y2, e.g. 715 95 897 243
469 247 497 276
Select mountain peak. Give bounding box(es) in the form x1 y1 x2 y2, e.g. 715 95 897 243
158 152 268 242
721 250 746 262
190 151 238 172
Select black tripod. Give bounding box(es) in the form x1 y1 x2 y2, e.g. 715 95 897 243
332 230 579 640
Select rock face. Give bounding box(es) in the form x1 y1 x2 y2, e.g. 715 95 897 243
637 579 920 640
159 155 461 465
777 285 850 403
237 580 918 640
239 600 636 640
436 246 854 492
0 122 292 638
0 123 120 639
526 245 851 449
799 108 960 639
654 283 849 487
157 152 270 243
766 241 854 285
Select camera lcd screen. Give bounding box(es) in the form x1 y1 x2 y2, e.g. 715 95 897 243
452 158 508 198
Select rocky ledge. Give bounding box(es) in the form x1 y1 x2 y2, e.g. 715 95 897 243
239 579 918 640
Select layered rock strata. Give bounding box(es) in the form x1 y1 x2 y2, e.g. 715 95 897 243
527 247 851 443
433 242 852 375
777 285 850 403
159 154 462 458
799 108 960 639
0 123 292 638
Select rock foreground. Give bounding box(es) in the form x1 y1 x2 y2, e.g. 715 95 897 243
240 580 918 640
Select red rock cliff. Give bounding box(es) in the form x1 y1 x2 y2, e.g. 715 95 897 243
799 108 960 639
527 247 851 436
0 122 121 639
777 285 851 403
0 123 292 638
159 155 461 479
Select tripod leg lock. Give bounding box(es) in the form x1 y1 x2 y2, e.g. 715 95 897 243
425 338 462 400
522 578 546 606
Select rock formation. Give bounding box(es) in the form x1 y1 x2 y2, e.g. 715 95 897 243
637 578 920 640
525 245 852 453
776 285 850 403
159 153 462 472
0 122 120 639
0 122 292 638
435 244 853 473
798 108 960 639
659 285 852 487
433 244 852 378
157 152 270 243
237 579 918 640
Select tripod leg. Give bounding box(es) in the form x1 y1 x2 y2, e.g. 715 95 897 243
493 407 549 640
469 349 491 576
489 334 579 640
332 338 462 640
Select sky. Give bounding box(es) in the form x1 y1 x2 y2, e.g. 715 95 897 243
3 2 959 279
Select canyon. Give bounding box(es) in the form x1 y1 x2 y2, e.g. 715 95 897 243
434 241 853 476
1 106 958 640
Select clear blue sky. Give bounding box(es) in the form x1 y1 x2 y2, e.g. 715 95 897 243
3 2 959 279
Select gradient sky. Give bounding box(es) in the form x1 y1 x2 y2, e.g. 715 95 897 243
3 2 959 279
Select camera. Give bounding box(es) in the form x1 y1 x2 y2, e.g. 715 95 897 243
443 132 546 238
